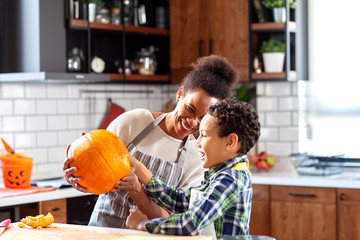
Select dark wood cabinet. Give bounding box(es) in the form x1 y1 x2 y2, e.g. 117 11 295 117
170 0 249 83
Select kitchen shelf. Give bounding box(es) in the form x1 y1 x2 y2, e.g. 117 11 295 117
249 0 308 82
70 19 169 36
108 73 169 82
251 22 296 32
251 71 296 81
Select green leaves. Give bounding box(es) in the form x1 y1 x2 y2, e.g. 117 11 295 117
260 38 285 53
262 0 296 9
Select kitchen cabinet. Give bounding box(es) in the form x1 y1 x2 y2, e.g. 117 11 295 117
249 0 308 81
250 184 270 236
65 0 170 83
170 0 249 83
337 188 360 240
270 186 336 240
19 199 67 223
15 195 98 224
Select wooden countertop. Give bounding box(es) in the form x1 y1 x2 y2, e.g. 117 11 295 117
1 223 211 240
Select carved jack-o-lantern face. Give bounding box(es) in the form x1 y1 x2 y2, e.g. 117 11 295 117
1 156 33 189
7 169 28 187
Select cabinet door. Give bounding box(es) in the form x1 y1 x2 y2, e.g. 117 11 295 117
207 0 249 81
270 186 336 240
250 185 271 236
170 0 207 83
337 188 360 240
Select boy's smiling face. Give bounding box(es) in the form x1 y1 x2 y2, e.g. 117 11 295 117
195 114 230 169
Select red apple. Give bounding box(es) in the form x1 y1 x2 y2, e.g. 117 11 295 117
256 161 267 170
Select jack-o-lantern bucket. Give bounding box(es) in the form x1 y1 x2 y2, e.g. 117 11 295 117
1 155 33 189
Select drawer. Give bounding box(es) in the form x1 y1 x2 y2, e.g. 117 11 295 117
270 186 336 204
39 199 67 223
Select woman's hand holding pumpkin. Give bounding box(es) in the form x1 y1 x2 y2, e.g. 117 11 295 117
63 156 88 193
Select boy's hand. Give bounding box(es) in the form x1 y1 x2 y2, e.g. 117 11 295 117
112 170 142 193
126 208 147 231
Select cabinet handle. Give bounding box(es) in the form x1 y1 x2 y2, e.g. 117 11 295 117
339 193 347 201
288 192 316 197
209 39 213 55
199 40 203 57
52 207 61 211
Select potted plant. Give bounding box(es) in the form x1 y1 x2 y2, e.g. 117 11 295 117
262 0 296 22
260 38 285 73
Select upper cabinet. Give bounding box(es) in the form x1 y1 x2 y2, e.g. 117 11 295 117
249 0 308 81
65 0 170 83
170 0 249 83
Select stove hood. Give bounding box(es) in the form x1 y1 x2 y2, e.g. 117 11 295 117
0 0 110 83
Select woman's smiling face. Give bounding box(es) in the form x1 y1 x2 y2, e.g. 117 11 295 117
171 87 218 140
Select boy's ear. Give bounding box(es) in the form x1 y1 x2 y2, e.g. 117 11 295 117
226 133 240 150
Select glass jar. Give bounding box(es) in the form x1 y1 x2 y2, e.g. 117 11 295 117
134 49 156 75
95 8 110 24
67 48 83 72
111 7 121 25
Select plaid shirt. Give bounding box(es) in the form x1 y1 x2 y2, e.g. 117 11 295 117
144 155 252 238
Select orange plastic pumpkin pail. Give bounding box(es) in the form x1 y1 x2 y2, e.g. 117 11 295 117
1 156 33 189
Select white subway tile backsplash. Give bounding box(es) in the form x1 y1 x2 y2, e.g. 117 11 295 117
37 131 57 147
26 116 47 131
279 97 298 111
266 112 292 126
58 131 80 145
26 148 48 164
25 85 46 99
257 97 278 111
0 100 13 115
48 115 68 130
47 85 68 98
68 115 88 130
279 127 299 141
256 82 265 95
37 100 57 114
266 82 291 96
58 99 78 114
1 84 25 98
149 99 165 112
2 116 25 132
260 127 279 141
132 99 150 109
266 142 293 157
14 100 36 115
48 147 67 163
14 132 36 148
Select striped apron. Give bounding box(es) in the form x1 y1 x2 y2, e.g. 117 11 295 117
89 113 189 228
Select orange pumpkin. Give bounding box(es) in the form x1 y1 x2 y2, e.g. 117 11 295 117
66 129 130 194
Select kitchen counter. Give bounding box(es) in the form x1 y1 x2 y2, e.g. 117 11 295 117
1 223 211 239
1 160 359 208
251 159 360 189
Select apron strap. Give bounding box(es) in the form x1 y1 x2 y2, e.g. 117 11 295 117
232 161 249 170
128 113 168 147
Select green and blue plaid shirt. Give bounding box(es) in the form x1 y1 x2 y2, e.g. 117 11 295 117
144 155 252 238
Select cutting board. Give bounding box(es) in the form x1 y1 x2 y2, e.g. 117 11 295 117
1 223 211 240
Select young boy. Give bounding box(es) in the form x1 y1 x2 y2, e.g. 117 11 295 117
118 98 261 238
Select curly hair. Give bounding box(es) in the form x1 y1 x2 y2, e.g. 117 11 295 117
182 55 239 100
207 98 261 155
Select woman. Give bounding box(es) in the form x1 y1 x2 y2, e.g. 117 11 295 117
63 55 239 228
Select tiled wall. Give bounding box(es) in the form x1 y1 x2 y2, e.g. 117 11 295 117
0 81 305 180
255 81 307 168
0 82 180 180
